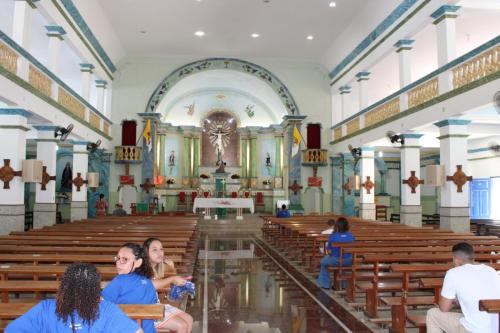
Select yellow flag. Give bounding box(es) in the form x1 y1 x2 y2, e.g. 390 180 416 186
292 125 302 156
143 119 152 151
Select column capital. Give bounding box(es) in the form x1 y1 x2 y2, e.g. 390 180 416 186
394 39 415 52
95 79 108 88
33 125 58 132
45 25 66 39
355 71 371 81
434 119 471 128
400 133 423 147
80 63 95 73
431 5 460 24
20 0 40 9
339 85 352 94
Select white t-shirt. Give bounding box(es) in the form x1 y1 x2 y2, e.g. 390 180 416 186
441 263 500 333
321 228 334 235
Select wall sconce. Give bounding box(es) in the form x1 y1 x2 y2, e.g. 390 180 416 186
87 172 100 191
425 165 445 186
0 159 43 189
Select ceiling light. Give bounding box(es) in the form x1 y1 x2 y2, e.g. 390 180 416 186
378 151 384 157
251 33 260 38
307 35 314 40
140 30 146 34
194 31 205 37
329 2 336 7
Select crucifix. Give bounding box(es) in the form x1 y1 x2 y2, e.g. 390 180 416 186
72 172 87 192
402 171 424 194
40 166 56 191
446 165 472 193
140 178 154 194
361 176 374 194
288 180 303 195
0 159 22 189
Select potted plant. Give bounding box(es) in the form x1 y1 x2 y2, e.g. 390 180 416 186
262 179 272 189
166 178 175 188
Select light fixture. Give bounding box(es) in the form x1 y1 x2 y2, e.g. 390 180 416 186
425 165 445 186
251 33 260 38
329 2 336 7
22 160 43 183
307 35 314 40
87 172 100 189
194 31 205 37
140 30 147 34
228 118 234 123
378 151 384 157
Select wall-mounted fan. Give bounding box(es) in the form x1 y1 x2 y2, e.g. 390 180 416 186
386 131 405 145
494 91 500 115
348 144 362 158
488 141 500 154
54 124 74 141
87 139 102 152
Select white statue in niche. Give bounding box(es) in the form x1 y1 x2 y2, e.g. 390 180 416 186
208 120 232 159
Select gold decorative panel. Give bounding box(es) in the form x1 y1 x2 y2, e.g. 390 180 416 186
334 127 342 140
453 46 500 89
115 146 142 162
89 112 100 129
346 118 360 135
0 42 18 74
103 122 110 136
28 65 52 97
364 97 400 127
302 149 328 165
58 87 85 119
408 77 438 108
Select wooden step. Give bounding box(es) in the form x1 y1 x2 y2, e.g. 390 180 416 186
380 296 435 306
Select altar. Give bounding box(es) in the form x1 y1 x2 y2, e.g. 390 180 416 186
193 198 254 220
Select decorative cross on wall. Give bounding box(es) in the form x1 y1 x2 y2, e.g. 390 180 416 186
72 172 87 192
140 178 154 194
40 166 56 191
342 181 353 195
446 165 472 193
288 180 303 195
361 176 374 194
0 159 22 189
402 171 424 194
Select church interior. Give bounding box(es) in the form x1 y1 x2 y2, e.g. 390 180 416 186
0 0 500 332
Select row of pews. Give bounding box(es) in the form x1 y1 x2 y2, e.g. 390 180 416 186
262 214 500 333
0 214 199 330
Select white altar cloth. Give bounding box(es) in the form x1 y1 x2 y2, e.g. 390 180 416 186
193 198 254 219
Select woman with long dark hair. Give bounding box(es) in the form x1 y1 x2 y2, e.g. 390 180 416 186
6 263 142 333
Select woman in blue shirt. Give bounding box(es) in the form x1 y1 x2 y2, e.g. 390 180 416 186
5 262 142 333
316 217 355 289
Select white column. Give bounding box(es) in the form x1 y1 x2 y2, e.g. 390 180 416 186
339 85 351 121
400 134 423 227
431 5 460 93
45 26 66 76
12 0 35 80
435 119 470 232
33 125 58 228
394 39 414 111
71 141 89 221
359 147 375 220
355 71 370 110
0 108 30 234
95 80 107 114
80 63 94 100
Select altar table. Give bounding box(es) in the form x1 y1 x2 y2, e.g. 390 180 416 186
193 198 254 220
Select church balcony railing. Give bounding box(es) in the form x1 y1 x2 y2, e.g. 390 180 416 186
0 30 112 139
115 146 142 163
331 35 500 143
302 149 328 166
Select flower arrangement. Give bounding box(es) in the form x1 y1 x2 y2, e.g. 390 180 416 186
200 174 210 179
231 174 241 179
166 178 175 185
262 179 272 185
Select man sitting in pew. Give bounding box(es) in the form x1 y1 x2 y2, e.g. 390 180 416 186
316 217 355 289
5 263 143 333
112 203 128 216
426 242 500 333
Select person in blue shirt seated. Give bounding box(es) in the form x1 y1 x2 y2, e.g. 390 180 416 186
277 204 291 218
102 243 187 333
316 217 355 289
5 262 143 333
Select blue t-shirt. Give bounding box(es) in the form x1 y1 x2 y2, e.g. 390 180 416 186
5 299 139 333
277 210 290 218
102 273 157 333
326 232 355 259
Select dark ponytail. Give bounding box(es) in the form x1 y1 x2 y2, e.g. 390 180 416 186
120 243 154 279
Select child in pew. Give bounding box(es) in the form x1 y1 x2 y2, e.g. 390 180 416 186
5 262 143 333
103 243 189 333
316 217 355 289
143 238 193 333
426 242 500 333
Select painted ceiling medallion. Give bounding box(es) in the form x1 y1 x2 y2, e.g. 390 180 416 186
184 101 195 116
245 104 255 118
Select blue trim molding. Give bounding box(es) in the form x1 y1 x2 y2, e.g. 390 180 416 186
45 25 66 38
0 30 112 124
339 85 352 93
79 63 94 72
58 0 117 73
328 0 419 80
0 108 31 117
434 119 471 128
95 79 107 88
431 5 460 20
33 125 58 131
401 133 423 139
355 71 371 80
394 39 415 48
70 140 91 145
146 58 300 115
468 147 491 154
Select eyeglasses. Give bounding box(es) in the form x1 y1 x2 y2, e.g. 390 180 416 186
113 256 130 264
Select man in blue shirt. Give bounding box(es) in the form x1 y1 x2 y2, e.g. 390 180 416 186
316 217 355 289
5 263 142 333
277 204 291 218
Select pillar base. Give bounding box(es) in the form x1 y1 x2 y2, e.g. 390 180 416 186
439 207 470 233
0 204 24 235
34 203 57 228
359 203 376 220
71 201 88 221
400 205 422 228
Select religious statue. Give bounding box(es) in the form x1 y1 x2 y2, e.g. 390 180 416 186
168 150 175 166
60 162 72 192
208 120 232 160
265 153 272 168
